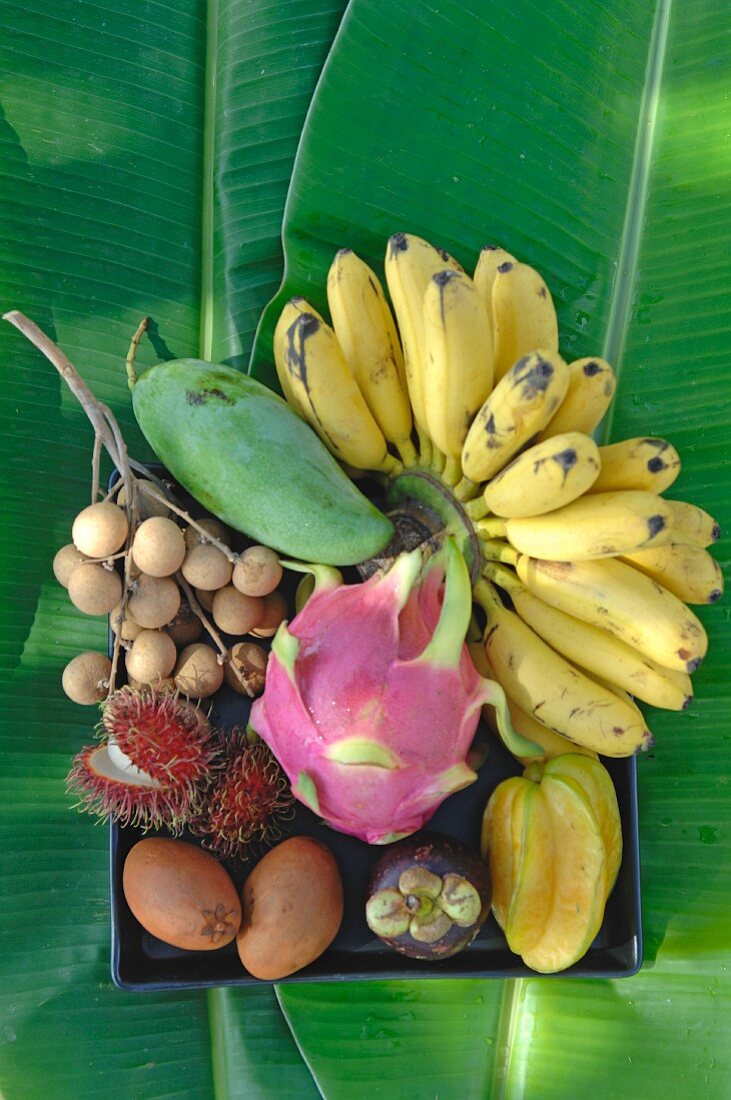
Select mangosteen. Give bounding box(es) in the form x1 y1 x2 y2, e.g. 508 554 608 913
365 831 491 959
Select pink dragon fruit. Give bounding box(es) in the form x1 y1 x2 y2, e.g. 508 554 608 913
249 537 515 844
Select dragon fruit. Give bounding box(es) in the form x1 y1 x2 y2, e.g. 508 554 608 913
249 537 517 844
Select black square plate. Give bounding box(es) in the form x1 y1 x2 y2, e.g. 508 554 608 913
108 473 642 989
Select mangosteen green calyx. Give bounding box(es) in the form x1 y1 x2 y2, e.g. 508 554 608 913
365 832 491 959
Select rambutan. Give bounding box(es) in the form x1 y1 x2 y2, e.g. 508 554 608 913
189 729 295 860
66 685 221 832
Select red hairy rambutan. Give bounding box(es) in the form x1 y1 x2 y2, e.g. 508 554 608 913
66 685 221 832
189 729 295 860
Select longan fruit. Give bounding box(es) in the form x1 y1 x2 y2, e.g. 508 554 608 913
211 586 263 635
224 642 268 697
181 543 233 590
174 643 224 698
195 587 215 612
126 675 176 694
232 545 283 597
68 563 123 616
132 517 186 577
163 601 203 648
125 630 177 685
127 574 181 629
184 517 231 549
53 544 90 588
110 601 143 642
72 502 128 558
250 590 288 638
117 478 171 519
62 651 113 705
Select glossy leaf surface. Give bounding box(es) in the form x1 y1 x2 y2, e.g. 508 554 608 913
2 0 730 1096
262 0 731 1095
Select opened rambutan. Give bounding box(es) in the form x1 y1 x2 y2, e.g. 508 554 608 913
189 729 295 860
66 685 221 832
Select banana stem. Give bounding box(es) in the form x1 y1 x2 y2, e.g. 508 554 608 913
441 455 462 486
396 436 419 467
472 577 504 619
430 444 446 476
416 425 433 466
454 476 480 502
482 560 521 593
465 496 489 522
379 453 403 477
478 538 518 566
476 516 508 540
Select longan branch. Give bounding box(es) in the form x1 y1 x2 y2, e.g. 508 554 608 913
175 572 229 662
91 432 103 504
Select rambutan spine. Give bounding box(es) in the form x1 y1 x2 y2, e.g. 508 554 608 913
189 729 295 860
66 685 222 832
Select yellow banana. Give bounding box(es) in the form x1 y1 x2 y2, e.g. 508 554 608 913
276 304 398 474
473 579 653 757
273 297 325 413
590 436 681 494
514 555 708 674
483 561 693 710
421 269 493 459
481 431 600 518
491 260 559 381
665 499 721 548
620 542 724 605
326 249 417 466
383 232 463 451
472 245 517 330
461 350 570 483
535 356 616 440
504 698 599 766
479 490 672 560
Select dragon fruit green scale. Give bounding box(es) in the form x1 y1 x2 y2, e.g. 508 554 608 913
249 537 513 844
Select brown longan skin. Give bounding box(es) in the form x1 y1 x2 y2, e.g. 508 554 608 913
163 602 203 648
62 651 113 705
250 590 288 638
174 643 224 698
132 517 186 578
53 543 90 588
127 574 181 629
184 517 231 549
110 601 143 642
224 642 268 697
125 630 178 685
117 479 171 520
212 586 263 635
68 562 123 616
181 543 233 591
72 502 128 558
232 545 282 597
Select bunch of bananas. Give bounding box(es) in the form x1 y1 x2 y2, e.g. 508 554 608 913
272 233 723 761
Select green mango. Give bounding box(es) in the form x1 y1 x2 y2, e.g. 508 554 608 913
131 359 394 565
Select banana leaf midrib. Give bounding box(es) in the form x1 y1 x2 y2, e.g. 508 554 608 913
600 0 671 425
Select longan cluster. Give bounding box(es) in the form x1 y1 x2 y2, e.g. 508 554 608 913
53 477 287 706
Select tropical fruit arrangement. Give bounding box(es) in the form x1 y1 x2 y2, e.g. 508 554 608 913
4 230 723 978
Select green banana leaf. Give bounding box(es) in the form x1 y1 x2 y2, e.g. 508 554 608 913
1 1 729 1099
0 2 344 1097
257 0 731 1094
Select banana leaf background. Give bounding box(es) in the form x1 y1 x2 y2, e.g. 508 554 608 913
1 0 729 1096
